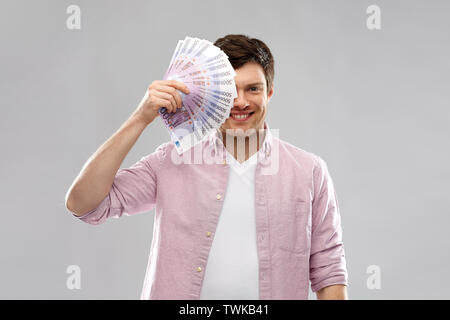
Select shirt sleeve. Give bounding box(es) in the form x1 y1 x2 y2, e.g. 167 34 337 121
309 155 348 293
66 143 167 225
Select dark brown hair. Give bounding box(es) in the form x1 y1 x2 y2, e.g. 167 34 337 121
214 34 275 93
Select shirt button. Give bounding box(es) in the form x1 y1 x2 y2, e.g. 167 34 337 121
206 231 212 237
216 194 222 200
196 267 202 272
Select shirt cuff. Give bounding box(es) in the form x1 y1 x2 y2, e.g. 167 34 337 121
66 195 108 223
311 275 348 293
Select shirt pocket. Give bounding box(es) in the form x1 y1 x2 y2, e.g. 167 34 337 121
276 200 312 255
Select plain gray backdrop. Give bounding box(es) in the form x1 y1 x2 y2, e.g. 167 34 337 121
1 0 449 299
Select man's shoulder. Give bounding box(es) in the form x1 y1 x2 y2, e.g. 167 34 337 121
276 137 321 167
139 141 174 168
147 140 208 165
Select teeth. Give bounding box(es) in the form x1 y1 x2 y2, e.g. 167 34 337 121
232 114 249 119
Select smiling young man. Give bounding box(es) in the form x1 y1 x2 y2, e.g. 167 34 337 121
219 60 270 163
65 34 349 300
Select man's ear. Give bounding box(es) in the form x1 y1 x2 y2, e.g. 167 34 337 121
267 84 274 102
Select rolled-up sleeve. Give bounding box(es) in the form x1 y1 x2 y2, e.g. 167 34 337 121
309 155 348 292
66 143 166 225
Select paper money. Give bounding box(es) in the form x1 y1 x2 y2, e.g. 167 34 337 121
159 37 237 154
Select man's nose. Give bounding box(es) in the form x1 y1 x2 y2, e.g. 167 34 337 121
234 95 249 109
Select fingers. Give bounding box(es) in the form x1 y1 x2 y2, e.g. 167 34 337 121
149 80 190 94
153 85 182 110
147 80 189 114
152 90 178 112
152 97 174 113
167 80 190 94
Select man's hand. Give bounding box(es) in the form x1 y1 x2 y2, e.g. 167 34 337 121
316 284 348 300
133 80 190 125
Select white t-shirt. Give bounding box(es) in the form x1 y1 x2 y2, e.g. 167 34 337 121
199 151 259 300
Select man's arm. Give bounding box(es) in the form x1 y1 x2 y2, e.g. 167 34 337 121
66 113 149 217
65 80 189 217
309 156 349 294
316 284 348 300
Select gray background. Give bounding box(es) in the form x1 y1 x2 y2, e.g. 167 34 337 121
1 0 449 299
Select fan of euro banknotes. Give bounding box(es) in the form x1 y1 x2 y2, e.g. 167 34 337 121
159 36 237 154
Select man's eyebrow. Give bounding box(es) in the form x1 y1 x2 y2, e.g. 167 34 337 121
245 82 265 87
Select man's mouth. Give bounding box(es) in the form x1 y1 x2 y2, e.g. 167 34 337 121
230 112 254 121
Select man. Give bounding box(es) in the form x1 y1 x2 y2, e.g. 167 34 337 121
65 34 348 300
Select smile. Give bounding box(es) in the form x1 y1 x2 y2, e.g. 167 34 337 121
230 112 254 121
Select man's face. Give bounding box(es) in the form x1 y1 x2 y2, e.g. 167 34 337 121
219 62 274 134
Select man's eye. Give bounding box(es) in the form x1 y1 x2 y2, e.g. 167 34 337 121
250 87 259 92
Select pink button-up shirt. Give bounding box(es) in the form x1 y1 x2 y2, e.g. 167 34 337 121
67 121 348 299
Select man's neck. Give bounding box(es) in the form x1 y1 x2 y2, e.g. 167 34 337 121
220 129 266 163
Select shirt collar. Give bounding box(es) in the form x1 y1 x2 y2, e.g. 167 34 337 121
207 121 274 159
